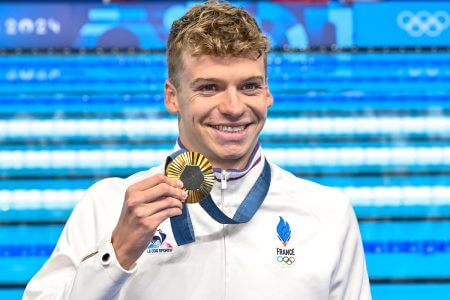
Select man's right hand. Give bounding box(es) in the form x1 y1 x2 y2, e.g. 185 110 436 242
111 174 187 270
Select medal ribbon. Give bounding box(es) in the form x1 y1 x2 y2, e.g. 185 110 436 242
167 150 271 246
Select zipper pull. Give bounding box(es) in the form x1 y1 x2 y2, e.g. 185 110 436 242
221 170 230 190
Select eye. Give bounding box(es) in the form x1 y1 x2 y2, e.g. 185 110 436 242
199 84 217 93
241 82 262 93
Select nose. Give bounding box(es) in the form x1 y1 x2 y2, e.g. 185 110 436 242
218 88 245 119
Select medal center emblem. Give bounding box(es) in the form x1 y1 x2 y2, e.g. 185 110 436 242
180 165 204 190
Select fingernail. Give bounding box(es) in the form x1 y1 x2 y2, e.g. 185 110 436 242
177 180 184 188
182 190 188 199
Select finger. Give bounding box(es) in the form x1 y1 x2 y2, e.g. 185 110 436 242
128 173 183 192
132 183 187 205
134 197 183 218
142 206 183 230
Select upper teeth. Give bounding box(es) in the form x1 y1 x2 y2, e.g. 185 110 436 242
214 125 245 132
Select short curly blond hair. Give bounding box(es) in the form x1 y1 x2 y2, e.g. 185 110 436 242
167 1 270 88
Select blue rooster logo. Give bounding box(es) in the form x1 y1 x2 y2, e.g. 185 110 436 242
148 229 167 249
277 216 291 247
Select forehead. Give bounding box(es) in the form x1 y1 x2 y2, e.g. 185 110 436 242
179 52 265 82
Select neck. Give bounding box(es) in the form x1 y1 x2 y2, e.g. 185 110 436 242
209 156 249 171
177 138 255 170
175 138 262 176
211 144 261 173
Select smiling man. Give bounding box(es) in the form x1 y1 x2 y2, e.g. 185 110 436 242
24 1 371 299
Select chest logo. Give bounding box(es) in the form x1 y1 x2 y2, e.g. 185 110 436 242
276 216 295 267
147 229 173 254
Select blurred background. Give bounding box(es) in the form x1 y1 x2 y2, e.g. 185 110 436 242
0 0 449 299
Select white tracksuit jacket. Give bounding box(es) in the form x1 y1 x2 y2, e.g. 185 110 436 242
24 149 371 299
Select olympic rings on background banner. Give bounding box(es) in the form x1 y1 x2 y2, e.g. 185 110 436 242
277 255 295 265
397 10 450 37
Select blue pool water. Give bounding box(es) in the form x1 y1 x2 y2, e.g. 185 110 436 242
0 51 449 299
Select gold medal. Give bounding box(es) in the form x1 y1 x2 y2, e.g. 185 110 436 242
165 152 215 203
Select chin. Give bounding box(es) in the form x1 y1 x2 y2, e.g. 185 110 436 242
216 150 249 163
204 141 256 167
214 145 245 157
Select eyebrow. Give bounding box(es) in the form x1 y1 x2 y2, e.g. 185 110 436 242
189 78 221 89
242 76 265 83
189 76 265 89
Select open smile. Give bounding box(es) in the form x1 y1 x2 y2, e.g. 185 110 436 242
208 123 253 140
210 124 248 133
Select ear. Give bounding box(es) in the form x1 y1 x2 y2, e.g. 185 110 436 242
164 80 179 114
264 82 274 108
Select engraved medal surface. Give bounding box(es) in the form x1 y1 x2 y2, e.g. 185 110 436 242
165 152 214 203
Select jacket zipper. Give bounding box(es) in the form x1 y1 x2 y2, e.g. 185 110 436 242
220 170 230 207
220 169 229 299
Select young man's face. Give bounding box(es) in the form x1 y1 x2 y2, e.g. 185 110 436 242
165 53 273 170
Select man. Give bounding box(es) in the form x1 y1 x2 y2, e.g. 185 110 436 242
24 1 371 299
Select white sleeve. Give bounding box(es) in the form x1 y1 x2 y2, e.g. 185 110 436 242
68 235 136 299
329 202 372 300
23 182 136 299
